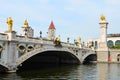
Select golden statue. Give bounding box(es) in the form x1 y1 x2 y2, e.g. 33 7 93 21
24 19 29 27
6 17 13 32
56 37 60 42
100 14 106 21
77 37 81 45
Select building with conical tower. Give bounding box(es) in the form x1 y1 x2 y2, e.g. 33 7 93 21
48 21 56 40
21 20 34 37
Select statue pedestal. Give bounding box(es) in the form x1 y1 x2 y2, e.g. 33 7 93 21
5 31 16 40
97 42 108 62
99 42 108 50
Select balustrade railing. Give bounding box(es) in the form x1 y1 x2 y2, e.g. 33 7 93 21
0 33 8 40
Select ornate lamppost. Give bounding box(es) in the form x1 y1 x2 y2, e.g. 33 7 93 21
67 37 69 43
108 47 111 62
74 39 77 45
24 28 28 37
74 39 75 44
40 31 42 38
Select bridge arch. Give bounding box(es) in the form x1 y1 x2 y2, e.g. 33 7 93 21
81 51 96 63
0 45 3 58
83 54 97 63
17 48 81 69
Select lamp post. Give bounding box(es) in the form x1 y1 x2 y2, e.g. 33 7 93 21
40 31 42 38
67 37 69 43
74 39 75 44
74 39 77 46
82 41 85 48
24 28 28 38
108 47 111 62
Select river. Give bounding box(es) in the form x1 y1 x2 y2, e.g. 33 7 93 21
0 63 120 80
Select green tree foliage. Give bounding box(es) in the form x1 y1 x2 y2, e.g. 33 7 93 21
109 45 120 49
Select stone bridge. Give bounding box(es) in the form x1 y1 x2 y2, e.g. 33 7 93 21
0 31 95 73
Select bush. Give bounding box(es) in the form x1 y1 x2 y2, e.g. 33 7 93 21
109 45 120 49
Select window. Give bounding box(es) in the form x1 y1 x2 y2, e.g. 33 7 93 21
95 41 98 48
117 54 120 62
115 40 120 46
107 40 114 47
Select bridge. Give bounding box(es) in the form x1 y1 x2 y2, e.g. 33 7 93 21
0 18 95 73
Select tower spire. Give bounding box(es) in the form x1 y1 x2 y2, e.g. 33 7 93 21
48 21 56 40
49 21 56 29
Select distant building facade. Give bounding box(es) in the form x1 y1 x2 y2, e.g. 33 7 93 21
87 34 120 49
86 15 120 62
22 20 34 37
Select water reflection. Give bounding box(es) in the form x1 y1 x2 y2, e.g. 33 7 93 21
97 63 108 80
97 63 120 80
0 73 22 80
17 65 82 80
0 63 120 80
107 63 120 80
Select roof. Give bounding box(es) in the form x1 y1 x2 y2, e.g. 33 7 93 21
107 33 120 37
49 21 56 29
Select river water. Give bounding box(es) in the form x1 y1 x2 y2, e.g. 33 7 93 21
0 63 120 80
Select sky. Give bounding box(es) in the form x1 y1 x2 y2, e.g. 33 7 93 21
0 0 120 43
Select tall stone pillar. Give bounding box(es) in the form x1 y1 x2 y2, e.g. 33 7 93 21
99 16 108 50
97 15 109 62
5 31 18 72
4 17 18 72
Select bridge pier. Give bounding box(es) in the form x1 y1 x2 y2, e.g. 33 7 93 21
97 50 108 62
5 31 18 73
7 65 17 73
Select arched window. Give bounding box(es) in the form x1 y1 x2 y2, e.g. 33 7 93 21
95 41 98 48
115 40 120 46
0 45 2 59
117 54 120 62
107 40 114 47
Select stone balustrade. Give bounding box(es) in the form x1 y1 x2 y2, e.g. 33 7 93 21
0 33 8 41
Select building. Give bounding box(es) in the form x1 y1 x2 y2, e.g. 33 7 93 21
87 34 120 49
47 21 56 40
86 15 120 62
86 16 120 49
